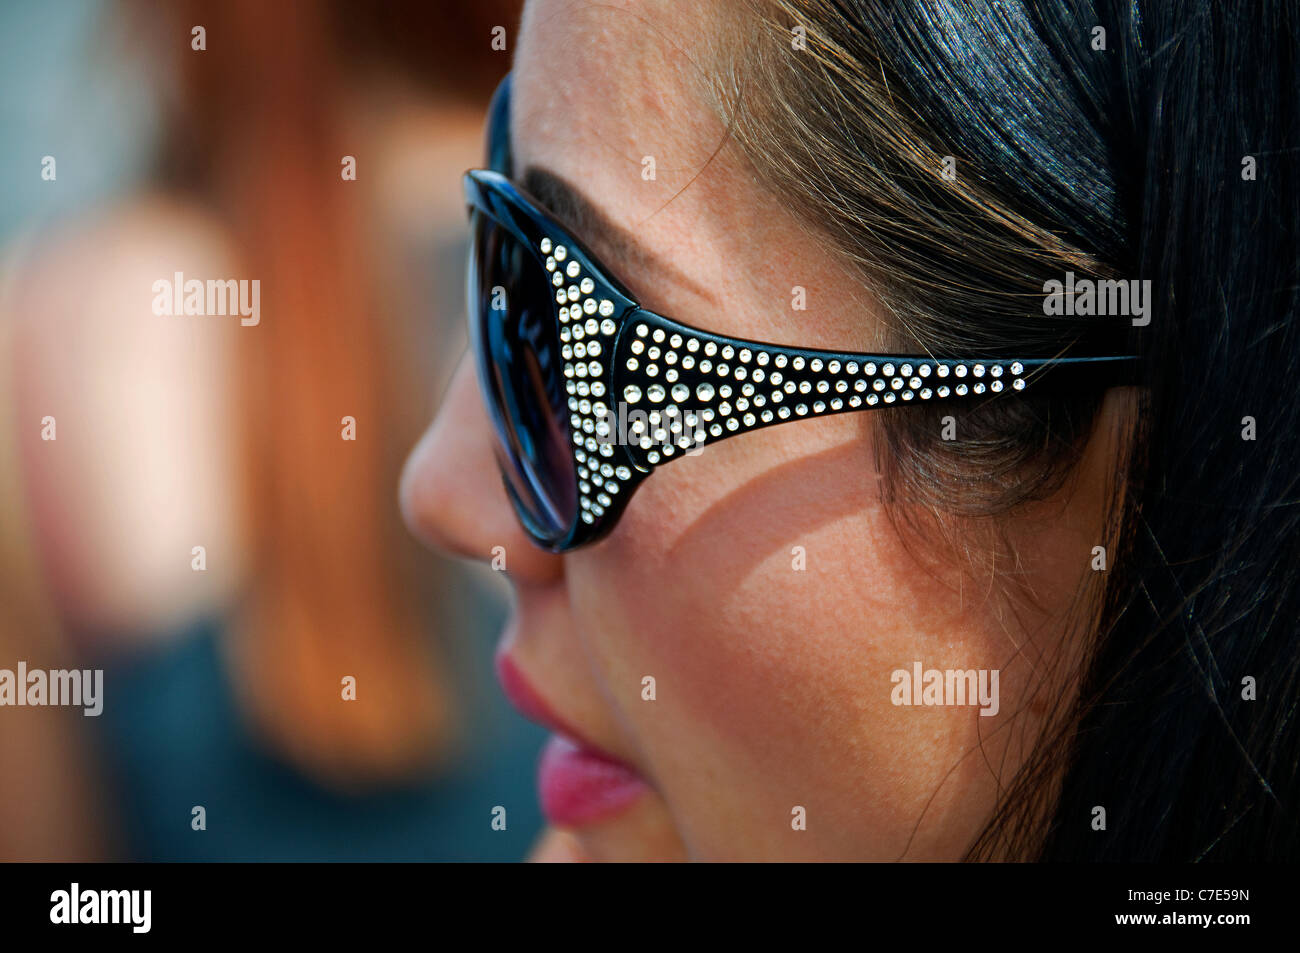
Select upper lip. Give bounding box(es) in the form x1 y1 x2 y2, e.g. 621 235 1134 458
495 648 638 770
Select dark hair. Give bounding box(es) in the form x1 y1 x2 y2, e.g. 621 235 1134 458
717 0 1299 859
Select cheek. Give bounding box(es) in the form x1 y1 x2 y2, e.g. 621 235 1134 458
564 422 1034 859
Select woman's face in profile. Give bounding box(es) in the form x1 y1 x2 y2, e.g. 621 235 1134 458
402 0 1117 861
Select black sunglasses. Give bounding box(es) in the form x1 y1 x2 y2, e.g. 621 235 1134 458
464 74 1138 552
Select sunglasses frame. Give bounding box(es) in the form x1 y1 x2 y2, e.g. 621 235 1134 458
465 75 1139 553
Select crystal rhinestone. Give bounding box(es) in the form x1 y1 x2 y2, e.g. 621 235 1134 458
647 384 666 402
653 329 666 343
1013 378 1026 391
599 299 615 316
882 363 895 376
739 348 752 363
615 466 631 480
670 334 683 348
624 385 642 403
704 341 718 356
1010 361 1024 375
601 319 616 335
554 245 567 261
722 345 734 359
546 257 556 272
687 338 700 352
671 383 689 401
792 356 805 370
580 277 594 294
810 358 823 372
636 323 649 336
566 260 580 278
955 365 968 377
696 382 715 401
540 238 553 253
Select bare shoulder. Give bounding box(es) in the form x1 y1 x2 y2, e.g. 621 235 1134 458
2 195 248 638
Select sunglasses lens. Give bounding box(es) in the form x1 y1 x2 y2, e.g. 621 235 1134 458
468 210 577 545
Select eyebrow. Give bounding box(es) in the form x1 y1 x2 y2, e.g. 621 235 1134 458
518 164 715 306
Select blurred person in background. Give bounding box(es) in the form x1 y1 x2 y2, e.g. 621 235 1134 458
1 0 543 860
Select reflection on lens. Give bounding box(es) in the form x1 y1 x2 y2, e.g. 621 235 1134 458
469 212 577 544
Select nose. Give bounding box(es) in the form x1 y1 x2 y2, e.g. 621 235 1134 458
400 354 564 585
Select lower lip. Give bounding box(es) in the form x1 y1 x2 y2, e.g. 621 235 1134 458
538 734 650 827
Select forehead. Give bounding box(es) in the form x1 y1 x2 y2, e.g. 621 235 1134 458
510 1 734 300
509 0 868 346
512 0 721 212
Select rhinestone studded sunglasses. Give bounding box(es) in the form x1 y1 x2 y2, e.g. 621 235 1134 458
465 74 1138 552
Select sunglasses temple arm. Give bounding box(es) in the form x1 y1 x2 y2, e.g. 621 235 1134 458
606 310 1137 472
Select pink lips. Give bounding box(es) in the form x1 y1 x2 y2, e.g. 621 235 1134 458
495 650 650 827
537 735 649 826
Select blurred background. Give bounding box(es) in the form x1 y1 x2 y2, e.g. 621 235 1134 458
0 0 544 860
